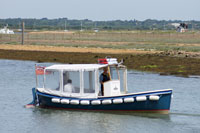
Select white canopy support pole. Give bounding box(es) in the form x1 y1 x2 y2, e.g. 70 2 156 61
60 70 63 93
95 70 99 95
80 70 83 95
123 68 128 93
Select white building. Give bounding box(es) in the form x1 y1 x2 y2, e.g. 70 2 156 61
0 25 14 34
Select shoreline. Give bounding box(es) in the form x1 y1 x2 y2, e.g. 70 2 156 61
1 44 200 77
0 44 159 54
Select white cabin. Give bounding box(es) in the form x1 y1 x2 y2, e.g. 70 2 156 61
37 63 127 98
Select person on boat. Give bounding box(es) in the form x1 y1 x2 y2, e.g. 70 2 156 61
100 67 110 96
64 79 75 93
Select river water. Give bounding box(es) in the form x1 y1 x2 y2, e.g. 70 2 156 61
0 59 199 133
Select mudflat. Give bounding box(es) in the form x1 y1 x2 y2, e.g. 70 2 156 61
0 44 200 77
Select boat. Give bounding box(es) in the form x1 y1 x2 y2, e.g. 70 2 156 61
27 58 173 114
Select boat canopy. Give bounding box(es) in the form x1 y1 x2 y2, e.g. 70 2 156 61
45 64 108 71
36 63 127 98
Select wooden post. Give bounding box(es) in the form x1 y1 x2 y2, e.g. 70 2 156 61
21 22 24 45
10 34 11 41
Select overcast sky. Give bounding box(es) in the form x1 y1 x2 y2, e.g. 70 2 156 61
1 0 199 21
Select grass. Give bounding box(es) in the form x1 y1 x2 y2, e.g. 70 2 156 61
177 70 185 73
140 65 158 69
1 30 200 52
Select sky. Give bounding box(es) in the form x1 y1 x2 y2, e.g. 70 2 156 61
1 0 200 21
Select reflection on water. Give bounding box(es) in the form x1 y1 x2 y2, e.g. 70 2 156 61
30 108 171 133
0 59 200 133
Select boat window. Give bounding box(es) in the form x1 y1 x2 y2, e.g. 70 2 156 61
83 71 95 93
63 71 80 93
45 70 60 91
110 66 119 80
109 67 126 92
119 68 125 92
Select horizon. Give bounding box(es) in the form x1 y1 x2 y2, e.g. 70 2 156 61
0 17 199 22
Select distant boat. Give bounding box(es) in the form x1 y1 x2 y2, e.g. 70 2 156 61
0 25 14 34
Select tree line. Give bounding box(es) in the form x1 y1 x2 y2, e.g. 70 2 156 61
0 18 200 30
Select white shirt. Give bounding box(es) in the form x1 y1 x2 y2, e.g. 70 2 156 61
64 83 75 93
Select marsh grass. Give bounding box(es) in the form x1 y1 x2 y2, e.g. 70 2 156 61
140 65 158 69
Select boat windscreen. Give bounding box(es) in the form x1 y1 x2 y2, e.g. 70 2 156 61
110 66 119 80
110 66 126 92
45 70 60 91
83 71 95 93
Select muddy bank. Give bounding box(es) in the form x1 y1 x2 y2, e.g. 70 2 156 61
0 49 200 77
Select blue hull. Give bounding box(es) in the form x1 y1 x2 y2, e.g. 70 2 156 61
36 89 172 113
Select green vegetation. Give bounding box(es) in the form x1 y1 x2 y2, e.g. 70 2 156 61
140 65 158 69
1 18 200 30
177 70 185 73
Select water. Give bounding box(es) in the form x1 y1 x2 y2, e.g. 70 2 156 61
0 59 199 133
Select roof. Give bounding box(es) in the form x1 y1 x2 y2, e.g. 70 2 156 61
45 64 108 71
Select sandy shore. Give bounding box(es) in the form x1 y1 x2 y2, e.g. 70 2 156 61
0 44 159 54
